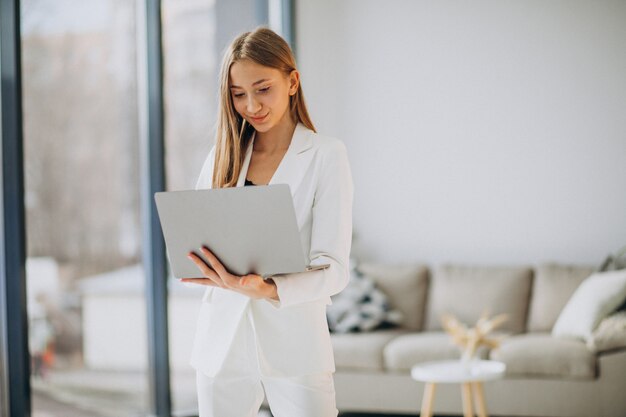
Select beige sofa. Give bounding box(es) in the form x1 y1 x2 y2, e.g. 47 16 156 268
330 263 626 417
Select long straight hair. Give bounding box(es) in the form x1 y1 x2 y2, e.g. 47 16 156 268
212 27 316 188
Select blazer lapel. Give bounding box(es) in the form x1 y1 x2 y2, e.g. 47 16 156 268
268 122 315 196
236 130 256 187
237 122 315 196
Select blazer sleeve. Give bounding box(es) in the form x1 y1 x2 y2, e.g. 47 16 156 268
267 140 354 309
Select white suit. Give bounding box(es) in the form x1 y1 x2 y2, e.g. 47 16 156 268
190 122 353 391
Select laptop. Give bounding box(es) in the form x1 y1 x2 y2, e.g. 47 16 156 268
154 184 329 280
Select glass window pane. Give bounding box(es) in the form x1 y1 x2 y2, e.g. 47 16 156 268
21 0 148 415
162 0 217 413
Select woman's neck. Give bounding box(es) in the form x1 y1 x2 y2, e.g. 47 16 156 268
253 115 297 153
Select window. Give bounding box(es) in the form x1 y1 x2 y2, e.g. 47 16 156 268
162 0 217 412
22 1 148 414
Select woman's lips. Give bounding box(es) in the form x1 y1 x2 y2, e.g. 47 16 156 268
250 113 268 123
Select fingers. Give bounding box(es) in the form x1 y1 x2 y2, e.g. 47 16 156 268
187 252 225 288
199 246 227 276
190 246 263 296
199 246 240 288
180 278 219 286
186 252 217 278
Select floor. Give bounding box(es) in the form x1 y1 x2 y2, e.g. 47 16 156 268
33 391 420 417
31 368 459 417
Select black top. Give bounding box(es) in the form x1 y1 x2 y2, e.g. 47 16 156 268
245 178 257 186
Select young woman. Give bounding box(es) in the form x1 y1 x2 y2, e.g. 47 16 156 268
183 27 353 417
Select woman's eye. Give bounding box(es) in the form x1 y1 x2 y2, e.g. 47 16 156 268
233 87 269 98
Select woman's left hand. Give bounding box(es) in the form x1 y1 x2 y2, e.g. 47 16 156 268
182 246 278 301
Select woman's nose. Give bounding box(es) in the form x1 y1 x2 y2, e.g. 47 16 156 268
246 96 261 114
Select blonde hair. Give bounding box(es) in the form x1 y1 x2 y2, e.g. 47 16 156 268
212 27 316 188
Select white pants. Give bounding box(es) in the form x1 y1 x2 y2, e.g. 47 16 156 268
195 303 338 417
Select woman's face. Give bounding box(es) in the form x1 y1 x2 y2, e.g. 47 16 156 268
229 59 299 133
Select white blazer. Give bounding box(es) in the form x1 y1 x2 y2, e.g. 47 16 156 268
190 122 354 377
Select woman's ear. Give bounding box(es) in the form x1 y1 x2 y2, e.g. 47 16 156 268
289 70 300 95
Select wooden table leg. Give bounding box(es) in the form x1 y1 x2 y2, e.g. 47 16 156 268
420 382 436 417
473 381 488 417
462 382 474 417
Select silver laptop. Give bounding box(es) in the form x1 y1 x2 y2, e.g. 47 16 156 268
154 184 329 280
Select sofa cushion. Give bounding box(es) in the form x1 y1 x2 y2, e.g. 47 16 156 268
490 333 596 379
527 263 595 332
383 332 489 372
424 264 532 334
331 328 408 371
358 263 429 331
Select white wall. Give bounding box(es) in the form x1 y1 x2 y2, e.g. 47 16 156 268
296 0 626 266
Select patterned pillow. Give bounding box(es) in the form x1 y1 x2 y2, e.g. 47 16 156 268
588 310 626 353
326 258 403 333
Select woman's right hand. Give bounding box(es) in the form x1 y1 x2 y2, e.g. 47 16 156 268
181 246 279 301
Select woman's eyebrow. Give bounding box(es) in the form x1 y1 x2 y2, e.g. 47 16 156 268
230 78 270 89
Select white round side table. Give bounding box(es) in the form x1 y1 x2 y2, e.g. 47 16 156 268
411 359 506 417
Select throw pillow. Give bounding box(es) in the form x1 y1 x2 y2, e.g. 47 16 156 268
326 257 404 333
587 310 626 352
598 245 626 272
552 269 626 342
